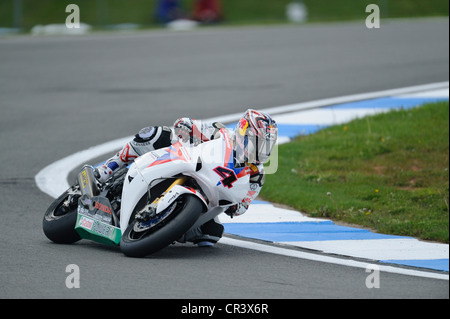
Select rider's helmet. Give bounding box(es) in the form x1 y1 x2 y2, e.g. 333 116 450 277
234 109 278 165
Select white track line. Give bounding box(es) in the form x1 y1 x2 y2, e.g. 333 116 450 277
220 237 449 281
204 81 449 123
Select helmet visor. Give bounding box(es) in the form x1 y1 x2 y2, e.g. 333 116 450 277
251 127 277 164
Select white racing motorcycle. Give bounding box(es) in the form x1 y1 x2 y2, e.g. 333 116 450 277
43 129 252 257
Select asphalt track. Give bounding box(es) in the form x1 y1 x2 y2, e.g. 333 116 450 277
0 18 449 300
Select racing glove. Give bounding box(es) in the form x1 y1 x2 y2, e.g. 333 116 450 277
173 118 194 143
224 164 265 218
173 118 226 145
224 202 249 218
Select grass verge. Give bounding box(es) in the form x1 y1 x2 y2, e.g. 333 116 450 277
261 101 449 243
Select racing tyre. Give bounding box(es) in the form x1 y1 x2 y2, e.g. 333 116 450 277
43 188 81 244
120 194 204 257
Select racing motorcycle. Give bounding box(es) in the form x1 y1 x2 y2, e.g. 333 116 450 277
43 129 252 257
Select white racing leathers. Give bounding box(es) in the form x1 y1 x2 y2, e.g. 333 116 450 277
96 126 173 182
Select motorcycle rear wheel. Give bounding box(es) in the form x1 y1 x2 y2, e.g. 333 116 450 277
43 188 81 244
120 194 204 257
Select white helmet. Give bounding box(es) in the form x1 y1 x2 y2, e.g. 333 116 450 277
234 109 278 165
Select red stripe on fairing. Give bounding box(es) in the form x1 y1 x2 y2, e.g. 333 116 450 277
147 142 188 168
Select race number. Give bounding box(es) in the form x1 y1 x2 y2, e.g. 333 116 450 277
213 167 237 188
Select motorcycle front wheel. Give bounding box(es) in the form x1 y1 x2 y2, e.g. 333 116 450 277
42 187 81 244
120 194 204 258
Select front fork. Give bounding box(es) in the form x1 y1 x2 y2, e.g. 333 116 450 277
153 176 188 205
136 176 189 221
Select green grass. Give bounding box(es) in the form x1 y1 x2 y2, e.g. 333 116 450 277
261 102 449 243
1 0 448 29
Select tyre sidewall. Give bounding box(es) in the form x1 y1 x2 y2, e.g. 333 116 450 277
43 190 81 244
120 195 204 257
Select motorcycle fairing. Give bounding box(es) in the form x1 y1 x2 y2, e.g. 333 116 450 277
119 130 251 234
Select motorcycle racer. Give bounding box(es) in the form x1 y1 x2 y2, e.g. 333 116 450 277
95 109 278 246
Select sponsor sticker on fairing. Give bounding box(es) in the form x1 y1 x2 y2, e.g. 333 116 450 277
80 170 89 188
91 221 112 237
79 216 94 230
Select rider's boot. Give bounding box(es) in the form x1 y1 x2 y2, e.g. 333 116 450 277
95 143 139 183
178 217 224 247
